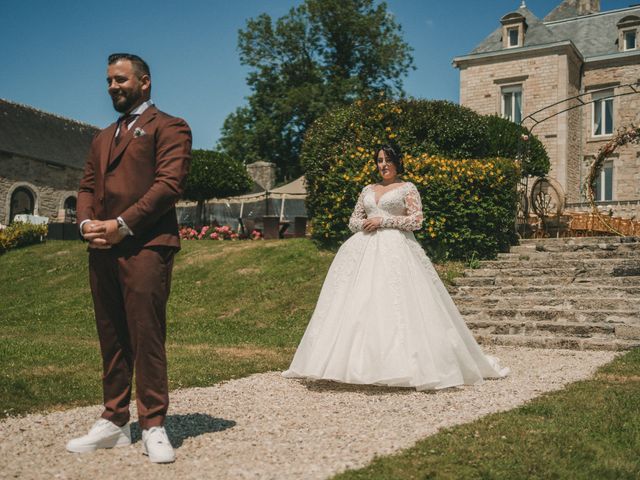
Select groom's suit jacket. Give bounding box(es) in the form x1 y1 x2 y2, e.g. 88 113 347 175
77 105 191 250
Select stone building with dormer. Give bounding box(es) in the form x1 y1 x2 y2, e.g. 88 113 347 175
0 99 98 225
453 0 640 219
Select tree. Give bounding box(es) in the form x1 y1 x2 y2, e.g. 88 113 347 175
183 149 253 225
218 0 414 180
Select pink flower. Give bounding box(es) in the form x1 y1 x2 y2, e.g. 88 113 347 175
210 232 218 240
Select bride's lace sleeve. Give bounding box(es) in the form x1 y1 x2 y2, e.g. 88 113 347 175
348 186 369 233
380 183 424 231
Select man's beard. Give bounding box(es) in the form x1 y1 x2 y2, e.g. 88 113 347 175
111 90 142 113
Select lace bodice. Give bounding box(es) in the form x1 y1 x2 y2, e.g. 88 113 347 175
348 182 424 232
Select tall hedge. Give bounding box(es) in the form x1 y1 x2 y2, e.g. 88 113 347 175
301 98 525 260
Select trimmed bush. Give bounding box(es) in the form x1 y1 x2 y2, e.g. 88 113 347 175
405 155 519 261
0 223 48 254
302 98 524 260
183 149 253 225
484 114 550 177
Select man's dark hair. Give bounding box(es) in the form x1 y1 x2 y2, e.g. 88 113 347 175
108 53 151 79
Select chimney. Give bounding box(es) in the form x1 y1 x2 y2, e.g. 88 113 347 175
577 0 600 15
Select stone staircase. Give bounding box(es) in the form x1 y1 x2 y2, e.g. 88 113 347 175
452 236 640 351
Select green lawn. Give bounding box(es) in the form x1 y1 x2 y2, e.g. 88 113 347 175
0 239 466 418
334 350 640 480
0 239 335 416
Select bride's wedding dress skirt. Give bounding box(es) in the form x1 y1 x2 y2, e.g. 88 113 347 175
283 229 509 390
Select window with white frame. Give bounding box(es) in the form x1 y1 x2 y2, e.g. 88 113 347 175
594 160 614 201
592 90 614 136
507 27 519 47
502 85 522 123
624 29 637 50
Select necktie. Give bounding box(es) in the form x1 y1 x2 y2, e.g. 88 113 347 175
115 114 137 145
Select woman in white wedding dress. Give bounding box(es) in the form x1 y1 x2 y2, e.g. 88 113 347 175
283 146 509 390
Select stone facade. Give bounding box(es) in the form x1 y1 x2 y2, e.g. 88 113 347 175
578 60 640 205
454 1 640 219
459 46 578 192
0 99 98 225
0 152 81 224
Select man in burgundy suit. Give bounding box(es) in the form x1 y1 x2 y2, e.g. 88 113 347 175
66 53 191 464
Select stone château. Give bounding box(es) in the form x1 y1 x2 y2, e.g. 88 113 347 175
454 0 640 219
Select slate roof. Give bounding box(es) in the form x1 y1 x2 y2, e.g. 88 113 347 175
0 99 99 170
465 3 640 61
544 1 580 22
471 6 562 55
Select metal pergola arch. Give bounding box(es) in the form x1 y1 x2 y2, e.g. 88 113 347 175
514 81 640 237
520 81 640 132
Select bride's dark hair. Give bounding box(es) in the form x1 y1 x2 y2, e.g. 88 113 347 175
374 145 404 174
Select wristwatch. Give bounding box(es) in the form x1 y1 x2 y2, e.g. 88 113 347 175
116 216 131 236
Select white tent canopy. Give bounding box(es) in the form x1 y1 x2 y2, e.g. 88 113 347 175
267 176 306 219
268 176 306 196
177 176 307 224
204 176 307 204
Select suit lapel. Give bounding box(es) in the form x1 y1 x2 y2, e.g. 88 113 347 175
107 106 158 167
100 123 118 175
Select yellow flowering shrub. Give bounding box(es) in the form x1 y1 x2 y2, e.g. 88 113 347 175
0 222 48 255
302 98 523 260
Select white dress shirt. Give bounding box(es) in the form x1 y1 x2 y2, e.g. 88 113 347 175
114 99 154 137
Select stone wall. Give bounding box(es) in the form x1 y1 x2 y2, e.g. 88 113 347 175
0 152 82 224
459 50 640 219
581 60 640 209
246 161 276 191
459 48 573 195
564 53 584 203
565 198 640 219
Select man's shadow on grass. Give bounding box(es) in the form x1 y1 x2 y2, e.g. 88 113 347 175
130 413 235 448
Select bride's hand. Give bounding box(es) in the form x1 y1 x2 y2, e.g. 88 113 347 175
363 217 382 232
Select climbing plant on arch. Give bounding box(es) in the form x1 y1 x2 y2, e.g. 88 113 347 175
585 124 640 236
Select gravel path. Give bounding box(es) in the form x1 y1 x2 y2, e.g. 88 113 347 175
0 346 616 480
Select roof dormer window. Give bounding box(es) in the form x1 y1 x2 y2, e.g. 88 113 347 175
508 27 520 47
617 15 640 52
624 30 637 51
501 12 526 49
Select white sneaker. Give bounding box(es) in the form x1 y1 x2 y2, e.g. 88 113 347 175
142 426 175 463
66 419 131 453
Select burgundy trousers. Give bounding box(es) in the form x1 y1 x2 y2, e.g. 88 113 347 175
88 246 175 429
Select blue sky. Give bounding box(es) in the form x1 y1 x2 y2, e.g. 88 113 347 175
1 1 634 149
